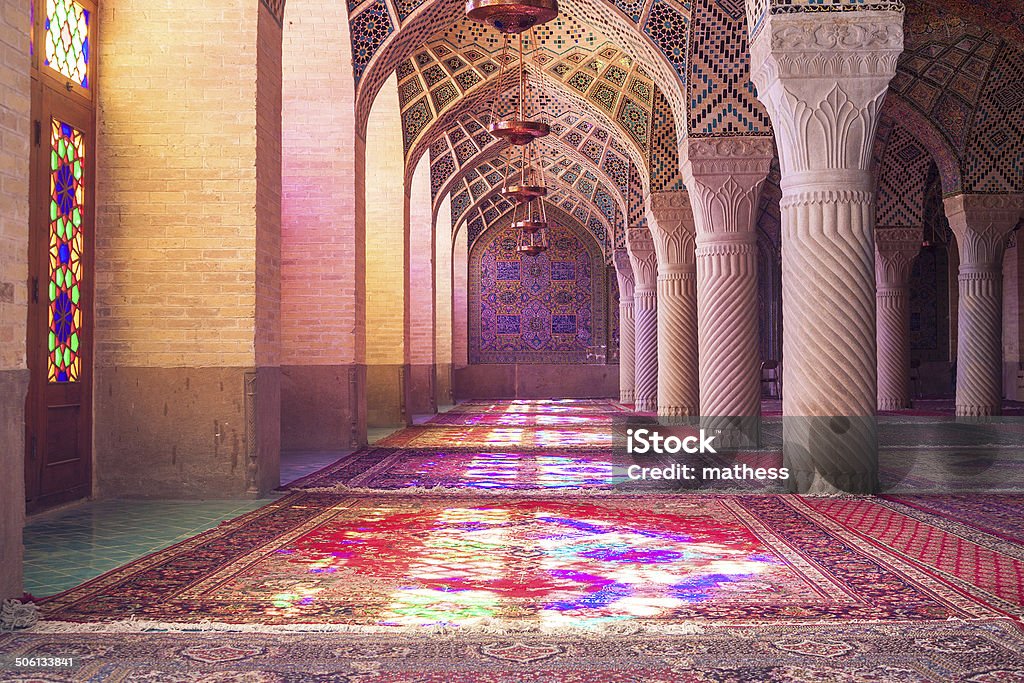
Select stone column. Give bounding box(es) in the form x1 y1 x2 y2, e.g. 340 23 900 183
943 194 1024 417
683 138 773 444
646 191 699 417
875 228 921 411
613 250 637 404
749 9 904 493
628 228 659 412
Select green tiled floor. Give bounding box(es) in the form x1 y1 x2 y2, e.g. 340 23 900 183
23 448 366 598
24 498 274 598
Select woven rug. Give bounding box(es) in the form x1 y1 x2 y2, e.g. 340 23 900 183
37 492 1023 629
443 399 630 415
883 495 1024 542
376 425 616 449
427 412 622 426
3 621 1024 681
287 448 620 491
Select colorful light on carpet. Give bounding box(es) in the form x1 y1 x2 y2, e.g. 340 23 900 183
265 499 786 628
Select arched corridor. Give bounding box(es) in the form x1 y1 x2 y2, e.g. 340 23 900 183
2 0 1024 679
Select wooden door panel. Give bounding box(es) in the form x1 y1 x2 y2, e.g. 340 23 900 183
26 85 94 512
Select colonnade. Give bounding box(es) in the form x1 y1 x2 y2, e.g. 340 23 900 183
610 7 1024 493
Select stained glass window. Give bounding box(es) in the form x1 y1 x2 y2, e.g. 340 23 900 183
48 119 85 383
44 0 90 89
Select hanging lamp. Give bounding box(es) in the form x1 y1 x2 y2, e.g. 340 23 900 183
501 142 547 204
485 32 549 145
465 0 558 34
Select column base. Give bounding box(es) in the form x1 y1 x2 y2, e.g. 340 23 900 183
619 390 634 403
956 405 1000 419
635 398 657 413
782 415 878 494
700 415 761 450
658 405 699 419
878 397 910 411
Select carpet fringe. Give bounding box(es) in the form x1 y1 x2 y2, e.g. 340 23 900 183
1 600 40 631
28 617 705 637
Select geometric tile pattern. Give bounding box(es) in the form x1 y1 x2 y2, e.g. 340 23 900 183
469 208 608 363
963 44 1024 192
650 87 684 191
688 0 771 136
350 0 394 83
875 119 936 227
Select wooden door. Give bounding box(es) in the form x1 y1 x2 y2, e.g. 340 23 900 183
25 88 95 513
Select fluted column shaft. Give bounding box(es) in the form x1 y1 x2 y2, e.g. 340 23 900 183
613 250 637 404
683 139 773 440
628 228 659 412
646 191 699 417
943 194 1024 417
750 9 904 493
875 228 921 410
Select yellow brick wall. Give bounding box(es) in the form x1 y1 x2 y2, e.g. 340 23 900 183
281 0 361 367
435 195 452 366
0 0 29 372
95 0 265 368
408 155 434 366
452 222 468 368
365 74 406 366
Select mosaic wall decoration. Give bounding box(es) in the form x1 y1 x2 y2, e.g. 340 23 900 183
650 87 684 192
874 120 936 227
643 0 690 81
688 0 771 136
351 0 394 83
608 273 620 362
469 218 607 363
962 44 1024 192
401 97 433 153
44 0 90 88
48 119 85 383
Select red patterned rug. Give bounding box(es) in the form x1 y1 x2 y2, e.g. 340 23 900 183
38 492 1023 629
3 621 1024 681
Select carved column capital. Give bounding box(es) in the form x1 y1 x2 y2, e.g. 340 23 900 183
749 10 904 186
682 137 774 243
646 190 697 275
943 194 1024 271
875 226 921 290
613 248 636 300
627 227 659 292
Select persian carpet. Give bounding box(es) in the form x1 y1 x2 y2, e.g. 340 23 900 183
287 448 620 491
38 492 1024 628
4 621 1024 682
375 425 616 449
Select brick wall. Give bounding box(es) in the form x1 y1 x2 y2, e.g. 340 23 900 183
453 223 469 368
365 74 406 367
408 155 434 366
281 0 359 367
0 0 29 371
435 195 453 366
0 0 30 600
93 0 281 496
95 0 264 368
